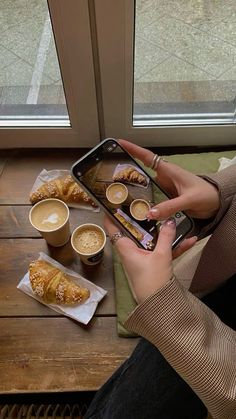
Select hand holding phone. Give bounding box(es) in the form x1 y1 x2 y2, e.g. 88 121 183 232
71 139 194 250
119 139 220 221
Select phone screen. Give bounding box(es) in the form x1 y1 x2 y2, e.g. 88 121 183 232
72 139 193 250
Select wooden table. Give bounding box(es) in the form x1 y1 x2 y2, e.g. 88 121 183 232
0 149 137 395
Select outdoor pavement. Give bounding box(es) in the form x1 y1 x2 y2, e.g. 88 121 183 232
0 0 65 110
1 0 236 113
135 0 236 105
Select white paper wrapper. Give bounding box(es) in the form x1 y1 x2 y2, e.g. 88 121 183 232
30 169 100 211
17 252 107 325
112 164 149 188
218 155 236 171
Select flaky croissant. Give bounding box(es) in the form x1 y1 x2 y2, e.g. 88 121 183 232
30 175 97 207
114 212 143 241
29 260 90 305
113 167 147 186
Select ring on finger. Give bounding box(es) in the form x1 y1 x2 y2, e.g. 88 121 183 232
110 231 125 245
150 154 162 171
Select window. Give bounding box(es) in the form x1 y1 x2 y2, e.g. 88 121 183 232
96 0 236 146
0 0 100 147
134 0 236 127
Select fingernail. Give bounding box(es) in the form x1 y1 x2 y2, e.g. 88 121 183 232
148 208 160 218
164 217 176 228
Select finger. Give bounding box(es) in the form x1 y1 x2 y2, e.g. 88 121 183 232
118 139 155 167
104 214 118 235
147 195 191 220
172 236 197 259
103 214 138 256
154 218 176 258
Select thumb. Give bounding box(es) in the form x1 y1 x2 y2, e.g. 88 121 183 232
153 218 176 258
148 195 190 220
104 214 138 257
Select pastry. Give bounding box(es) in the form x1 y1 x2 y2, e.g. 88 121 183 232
113 167 147 186
29 260 90 305
114 212 143 241
30 175 97 207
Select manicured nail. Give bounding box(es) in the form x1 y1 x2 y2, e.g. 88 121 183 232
148 208 160 218
164 217 176 228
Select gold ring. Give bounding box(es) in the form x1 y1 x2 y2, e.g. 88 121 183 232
110 231 125 245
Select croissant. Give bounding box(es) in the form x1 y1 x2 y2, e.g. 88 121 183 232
29 260 90 305
113 167 147 186
114 212 143 241
30 175 97 207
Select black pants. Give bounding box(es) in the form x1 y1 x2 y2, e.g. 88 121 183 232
85 276 236 419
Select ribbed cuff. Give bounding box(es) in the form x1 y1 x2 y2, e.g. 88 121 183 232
194 171 234 239
202 165 236 200
124 276 188 337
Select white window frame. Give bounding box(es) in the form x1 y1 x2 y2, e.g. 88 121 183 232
0 0 100 148
95 0 236 147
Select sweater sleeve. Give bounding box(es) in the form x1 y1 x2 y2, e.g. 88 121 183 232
124 278 236 419
194 165 236 239
125 165 236 418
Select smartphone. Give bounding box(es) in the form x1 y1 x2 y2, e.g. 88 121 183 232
71 138 194 251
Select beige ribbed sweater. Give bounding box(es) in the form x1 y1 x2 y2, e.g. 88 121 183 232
125 165 236 419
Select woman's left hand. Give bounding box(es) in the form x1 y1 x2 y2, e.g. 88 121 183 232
104 216 197 304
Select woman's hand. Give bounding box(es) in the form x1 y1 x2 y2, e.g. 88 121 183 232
105 216 197 304
119 139 220 221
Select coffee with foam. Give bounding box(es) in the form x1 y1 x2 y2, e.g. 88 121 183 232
29 199 70 247
130 199 150 221
73 226 104 254
106 183 128 205
71 223 106 265
31 200 68 231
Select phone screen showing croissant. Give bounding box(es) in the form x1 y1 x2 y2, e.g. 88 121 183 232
72 139 193 250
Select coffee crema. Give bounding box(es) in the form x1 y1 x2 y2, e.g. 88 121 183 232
106 183 128 204
31 200 68 231
73 226 104 254
130 199 150 221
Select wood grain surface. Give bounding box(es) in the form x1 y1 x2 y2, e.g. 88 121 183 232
0 317 136 393
0 149 85 204
0 149 136 394
0 206 104 238
0 239 115 316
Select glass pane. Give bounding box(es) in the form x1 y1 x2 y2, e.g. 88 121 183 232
133 0 236 126
0 0 69 125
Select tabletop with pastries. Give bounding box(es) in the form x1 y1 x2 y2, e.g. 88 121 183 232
0 148 137 394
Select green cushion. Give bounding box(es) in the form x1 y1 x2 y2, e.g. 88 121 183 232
114 149 236 337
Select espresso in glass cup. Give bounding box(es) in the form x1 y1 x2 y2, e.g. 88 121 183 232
71 223 106 265
29 198 70 247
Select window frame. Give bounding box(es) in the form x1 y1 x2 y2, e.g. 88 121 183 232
0 0 100 148
95 0 236 147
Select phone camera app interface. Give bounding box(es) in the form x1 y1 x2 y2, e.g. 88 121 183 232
80 142 186 250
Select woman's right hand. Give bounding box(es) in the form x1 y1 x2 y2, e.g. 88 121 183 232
119 139 220 221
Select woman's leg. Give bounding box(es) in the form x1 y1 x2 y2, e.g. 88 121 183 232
84 338 207 419
84 274 236 419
